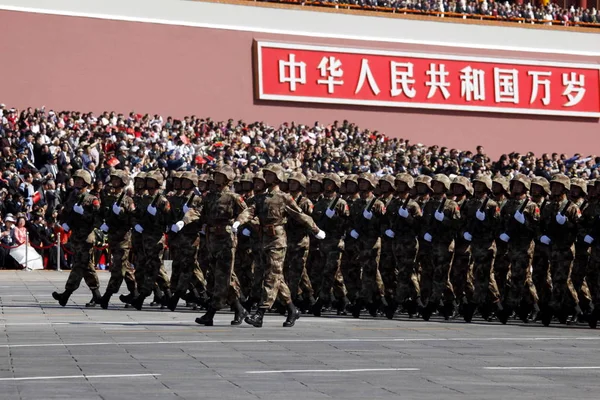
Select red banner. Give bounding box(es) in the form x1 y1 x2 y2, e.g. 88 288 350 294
254 41 600 118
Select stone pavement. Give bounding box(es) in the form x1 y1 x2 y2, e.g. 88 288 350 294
0 270 599 400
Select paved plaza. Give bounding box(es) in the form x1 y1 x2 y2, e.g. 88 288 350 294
0 270 599 400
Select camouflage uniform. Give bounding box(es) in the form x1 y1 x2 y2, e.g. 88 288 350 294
414 176 434 315
450 176 474 307
377 176 397 312
492 177 511 299
234 173 255 302
421 175 461 317
306 175 325 300
531 177 552 311
52 170 102 306
582 181 600 327
312 173 350 314
571 178 592 313
341 175 362 306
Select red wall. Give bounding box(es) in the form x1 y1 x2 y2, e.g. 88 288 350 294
0 9 598 158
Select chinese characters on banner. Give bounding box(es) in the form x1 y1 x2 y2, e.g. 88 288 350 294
254 41 600 118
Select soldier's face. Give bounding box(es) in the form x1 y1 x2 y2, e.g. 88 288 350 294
146 179 158 190
473 181 488 195
198 182 207 192
339 183 347 195
492 183 504 197
134 180 145 190
181 180 193 190
346 182 357 194
173 179 181 190
110 177 123 188
452 184 466 196
214 173 227 186
395 181 407 193
323 180 336 192
570 187 583 199
241 182 253 192
253 179 265 192
416 183 429 195
358 180 372 192
234 182 242 193
73 177 85 189
550 182 564 197
264 171 277 185
510 181 525 196
432 181 446 194
531 185 544 198
380 181 392 193
309 182 322 193
289 180 301 192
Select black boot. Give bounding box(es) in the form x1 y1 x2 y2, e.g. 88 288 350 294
283 303 300 327
196 307 217 326
421 302 433 321
540 305 553 327
99 292 113 310
161 289 172 309
52 289 73 307
245 308 266 328
352 300 363 319
312 298 323 317
120 289 138 305
497 304 510 325
150 286 164 307
231 300 249 326
588 307 599 329
463 302 476 323
384 298 396 320
86 289 102 308
337 296 349 316
168 293 181 312
131 294 147 311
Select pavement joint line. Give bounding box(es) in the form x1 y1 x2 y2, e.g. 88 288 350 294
245 368 420 374
0 374 161 381
484 366 600 370
2 336 600 348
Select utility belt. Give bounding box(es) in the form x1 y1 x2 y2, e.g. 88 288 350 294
261 224 284 237
207 224 231 235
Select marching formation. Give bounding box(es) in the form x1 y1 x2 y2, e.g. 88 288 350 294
51 166 600 329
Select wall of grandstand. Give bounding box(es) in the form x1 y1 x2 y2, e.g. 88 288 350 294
0 0 598 157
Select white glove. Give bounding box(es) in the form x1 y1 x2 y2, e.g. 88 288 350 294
363 209 373 220
134 224 144 234
514 211 525 224
61 223 70 232
183 204 190 214
423 233 432 242
434 210 445 222
350 229 359 239
315 230 326 240
242 228 251 237
540 235 551 245
463 232 472 242
171 221 185 233
476 210 486 221
325 208 336 218
499 233 510 242
385 229 395 238
232 221 240 234
112 203 122 215
73 204 84 215
147 204 157 216
584 235 594 244
555 213 567 225
200 224 206 235
100 223 109 233
398 207 409 218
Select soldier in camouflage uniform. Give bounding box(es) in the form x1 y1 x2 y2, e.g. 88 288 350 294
414 175 433 313
450 176 474 315
340 174 362 310
531 176 552 319
234 173 255 304
347 173 386 318
167 171 206 311
166 172 185 293
582 180 600 328
420 174 461 320
312 173 350 316
570 178 593 317
98 170 137 309
492 176 511 300
383 173 422 318
130 171 172 310
244 172 267 311
306 174 325 303
238 164 325 328
497 174 540 324
377 175 397 318
539 174 582 326
284 172 317 310
52 170 102 307
460 175 502 322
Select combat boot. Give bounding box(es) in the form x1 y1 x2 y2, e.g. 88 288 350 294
150 287 163 307
352 299 363 319
311 298 323 317
303 295 317 314
86 289 102 308
52 289 73 307
168 293 181 312
588 307 599 329
196 307 217 326
245 308 266 328
384 297 396 320
231 300 249 326
540 305 553 327
421 302 434 322
119 289 138 305
161 289 172 309
283 303 300 327
497 303 510 325
337 296 349 316
131 295 147 311
99 292 113 310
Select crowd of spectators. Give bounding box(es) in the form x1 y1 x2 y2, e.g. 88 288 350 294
265 0 600 27
0 103 598 269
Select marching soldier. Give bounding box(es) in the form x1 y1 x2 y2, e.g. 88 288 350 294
378 175 400 318
98 170 137 309
237 164 326 328
306 174 325 304
383 173 422 318
539 174 581 325
497 174 540 324
52 170 102 307
312 173 350 316
415 175 434 318
234 173 255 305
460 175 502 322
492 176 511 300
531 176 552 321
583 180 600 328
570 178 593 318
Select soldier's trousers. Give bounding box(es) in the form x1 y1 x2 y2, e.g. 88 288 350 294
494 240 511 299
358 240 382 303
206 233 239 310
234 245 253 300
586 245 600 308
573 244 592 310
173 238 206 295
418 242 435 305
284 243 310 302
532 243 552 307
65 243 100 292
260 246 292 309
136 235 168 297
392 239 420 302
380 241 397 300
430 241 455 305
549 246 579 312
251 246 265 301
300 267 316 299
307 244 323 298
341 240 361 303
451 245 473 303
505 242 538 309
318 240 347 302
105 242 136 295
471 243 500 305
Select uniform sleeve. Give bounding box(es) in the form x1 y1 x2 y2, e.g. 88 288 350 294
524 202 541 236
300 199 313 216
236 200 256 226
285 195 319 234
